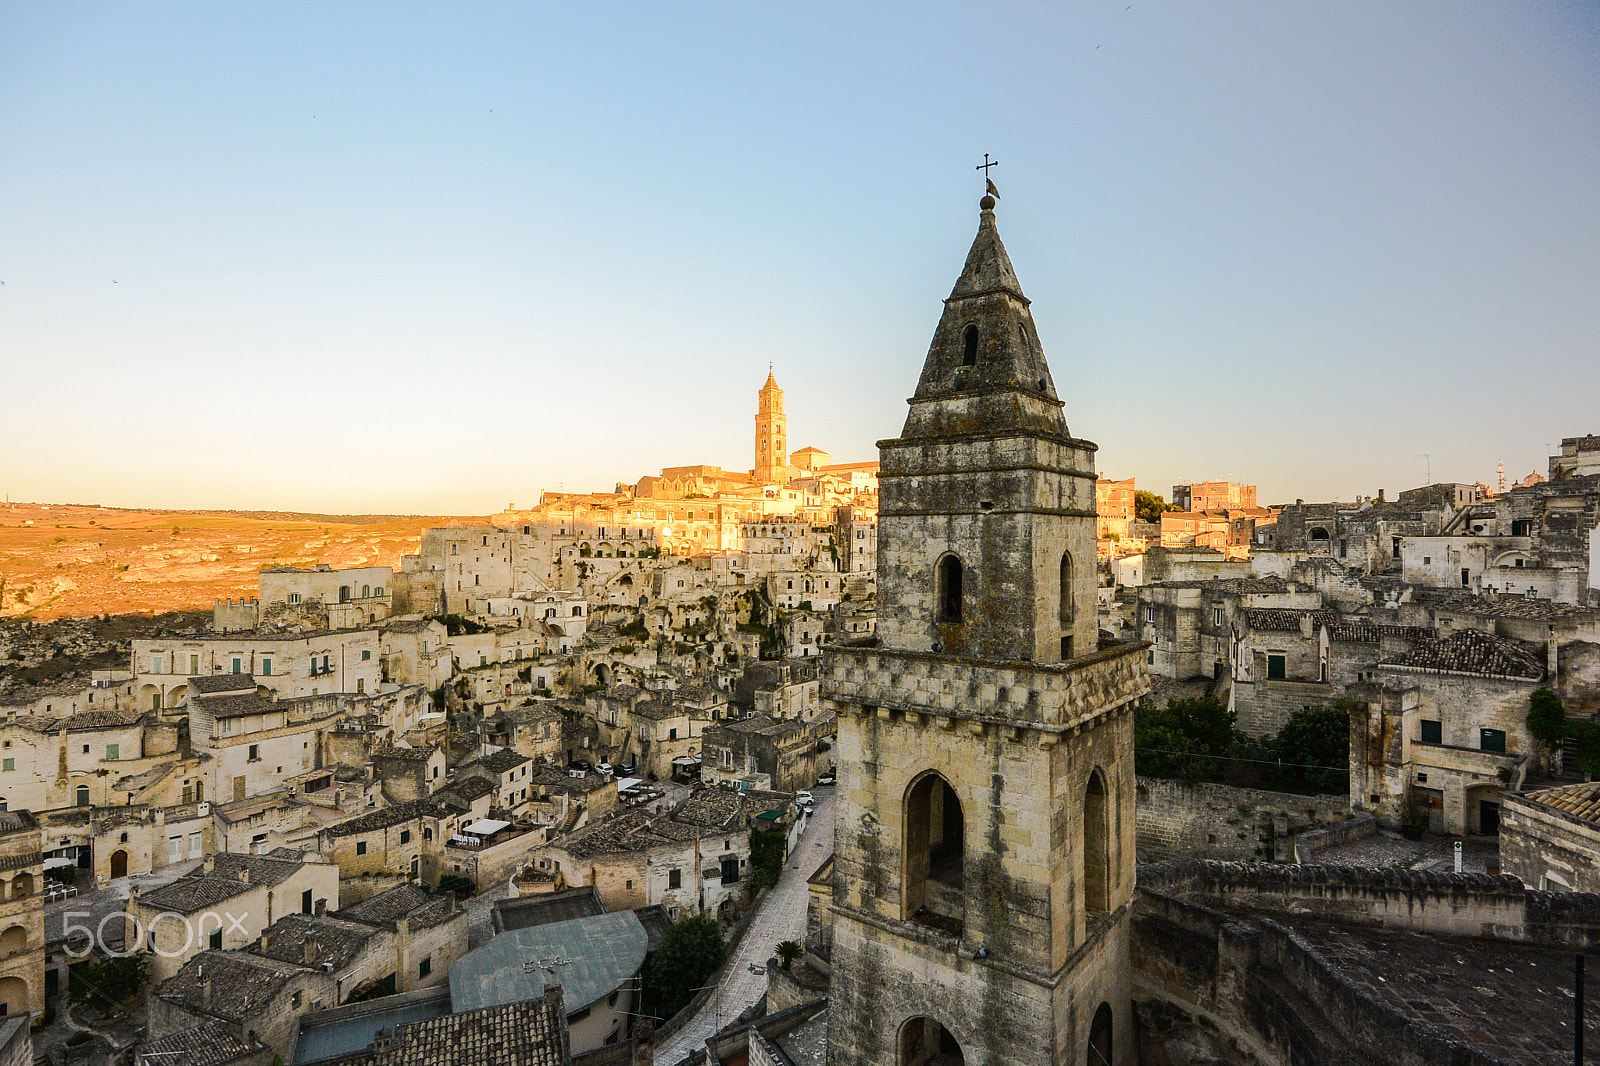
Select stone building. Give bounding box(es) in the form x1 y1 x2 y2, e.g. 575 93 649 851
1500 780 1600 892
128 849 340 981
700 712 832 793
824 194 1150 1066
1095 476 1136 540
0 812 44 1018
1172 481 1257 513
1347 628 1548 836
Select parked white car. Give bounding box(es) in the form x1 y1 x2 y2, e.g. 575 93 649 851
795 790 815 809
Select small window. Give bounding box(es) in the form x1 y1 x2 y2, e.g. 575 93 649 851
1144 607 1155 624
106 744 119 760
962 324 978 366
3 760 14 773
401 830 411 845
361 650 371 660
356 841 368 856
209 929 222 949
249 744 259 761
76 785 90 807
669 868 682 889
419 956 432 978
937 555 964 624
232 658 241 674
261 658 272 676
1480 728 1507 754
1266 654 1287 681
1211 606 1223 627
1420 720 1442 745
1423 557 1431 566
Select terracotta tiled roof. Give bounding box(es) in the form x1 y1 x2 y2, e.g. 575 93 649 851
1519 781 1600 824
1325 622 1436 644
192 674 259 694
1244 608 1338 632
136 1020 261 1066
1378 629 1545 680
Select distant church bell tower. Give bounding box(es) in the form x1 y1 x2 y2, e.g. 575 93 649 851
756 369 788 485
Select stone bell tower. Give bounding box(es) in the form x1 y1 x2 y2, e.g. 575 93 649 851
823 192 1149 1066
755 369 788 486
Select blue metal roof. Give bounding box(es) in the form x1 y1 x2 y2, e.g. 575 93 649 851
449 909 648 1016
291 989 452 1063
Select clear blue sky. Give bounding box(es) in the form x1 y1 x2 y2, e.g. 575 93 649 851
3 2 1596 513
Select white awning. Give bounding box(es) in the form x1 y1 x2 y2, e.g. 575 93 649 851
615 778 643 792
43 857 74 870
463 818 510 836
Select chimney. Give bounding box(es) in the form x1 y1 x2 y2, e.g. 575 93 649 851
202 977 213 1009
1377 489 1385 503
202 854 215 874
314 897 327 917
247 1030 258 1048
261 931 273 951
1549 627 1559 679
444 890 457 913
238 867 250 885
303 931 319 966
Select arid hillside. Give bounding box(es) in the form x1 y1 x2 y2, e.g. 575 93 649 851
0 502 485 620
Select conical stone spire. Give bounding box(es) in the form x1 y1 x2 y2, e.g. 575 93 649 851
876 193 1098 664
901 197 1068 442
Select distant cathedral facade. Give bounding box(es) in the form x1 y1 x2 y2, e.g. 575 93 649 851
823 192 1149 1065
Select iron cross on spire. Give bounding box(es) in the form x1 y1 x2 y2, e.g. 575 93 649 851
977 154 1000 200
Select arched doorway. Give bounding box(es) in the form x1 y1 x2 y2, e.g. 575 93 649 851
110 850 128 879
0 976 27 1016
1084 769 1110 913
0 926 26 957
1087 1002 1113 1065
900 1016 964 1066
904 772 964 931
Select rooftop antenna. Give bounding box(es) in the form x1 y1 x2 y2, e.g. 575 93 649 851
1497 457 1506 495
1420 454 1431 485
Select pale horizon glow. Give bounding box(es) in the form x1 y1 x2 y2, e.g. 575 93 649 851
2 3 1597 514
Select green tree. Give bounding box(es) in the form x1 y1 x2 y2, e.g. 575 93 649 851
1134 696 1235 781
642 914 725 1021
70 952 149 1009
776 941 803 971
1134 491 1177 524
749 828 785 889
1268 704 1351 791
1527 688 1566 743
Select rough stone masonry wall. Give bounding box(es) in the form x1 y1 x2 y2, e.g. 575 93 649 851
1232 677 1341 738
1134 777 1349 862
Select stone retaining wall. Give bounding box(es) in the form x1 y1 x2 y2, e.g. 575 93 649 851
1135 776 1348 861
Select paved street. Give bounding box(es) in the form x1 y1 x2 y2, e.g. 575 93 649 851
655 787 836 1066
